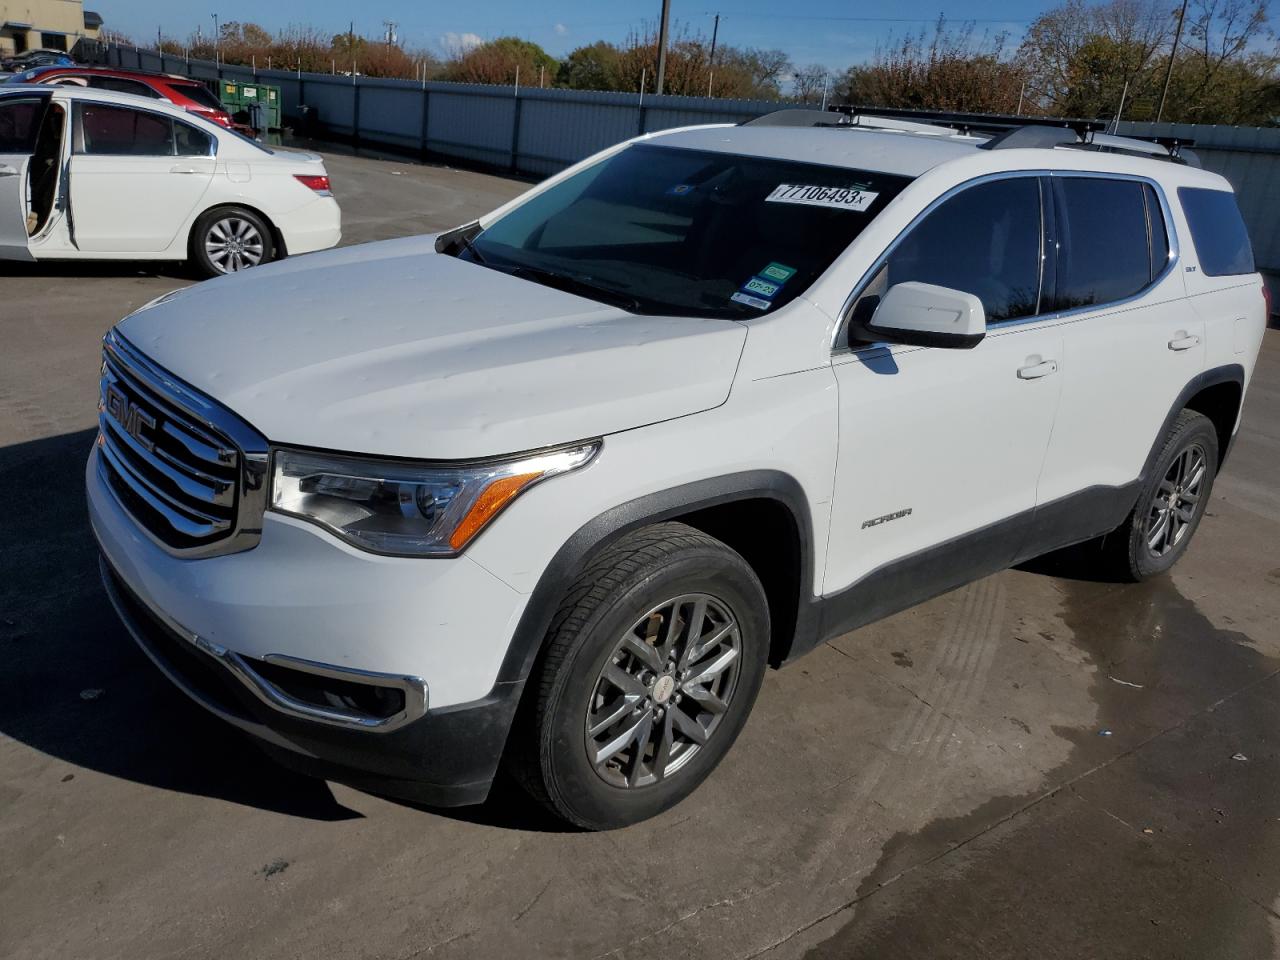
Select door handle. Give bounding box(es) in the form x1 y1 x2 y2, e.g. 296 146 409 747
1017 359 1059 380
0 165 17 178
1168 333 1200 351
169 165 202 175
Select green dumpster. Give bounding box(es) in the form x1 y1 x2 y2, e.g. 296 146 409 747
236 82 283 130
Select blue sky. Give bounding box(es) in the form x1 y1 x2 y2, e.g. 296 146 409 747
112 0 1088 72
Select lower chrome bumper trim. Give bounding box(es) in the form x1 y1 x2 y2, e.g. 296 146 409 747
99 555 428 733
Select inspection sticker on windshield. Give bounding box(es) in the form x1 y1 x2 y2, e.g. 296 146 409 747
731 292 772 310
760 262 797 283
740 276 782 299
766 184 878 212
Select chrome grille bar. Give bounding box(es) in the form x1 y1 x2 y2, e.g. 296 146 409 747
97 329 269 558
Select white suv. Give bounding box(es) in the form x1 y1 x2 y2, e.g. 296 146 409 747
87 109 1268 829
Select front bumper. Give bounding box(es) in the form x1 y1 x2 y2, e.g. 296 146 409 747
99 554 524 806
88 445 530 805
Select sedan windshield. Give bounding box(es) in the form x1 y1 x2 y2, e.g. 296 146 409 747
464 143 911 318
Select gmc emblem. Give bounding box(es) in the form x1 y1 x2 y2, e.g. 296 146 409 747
104 383 157 452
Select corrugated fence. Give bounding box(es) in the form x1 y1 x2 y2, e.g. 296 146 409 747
97 44 1280 271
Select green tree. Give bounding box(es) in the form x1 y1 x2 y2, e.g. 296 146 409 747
444 37 557 85
557 41 624 90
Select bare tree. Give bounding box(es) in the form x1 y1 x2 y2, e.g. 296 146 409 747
836 18 1029 114
792 63 829 103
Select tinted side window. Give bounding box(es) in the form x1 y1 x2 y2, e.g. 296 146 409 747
0 97 45 152
1178 187 1254 277
78 104 174 156
882 177 1042 322
1052 178 1150 310
1144 184 1170 282
174 120 213 156
87 77 162 99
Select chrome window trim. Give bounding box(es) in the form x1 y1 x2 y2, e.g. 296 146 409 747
100 328 268 558
173 115 219 158
71 100 220 158
831 168 1180 356
99 556 428 733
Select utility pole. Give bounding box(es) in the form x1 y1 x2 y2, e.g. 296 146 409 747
1111 79 1129 133
211 13 219 59
1156 0 1189 123
706 13 719 98
655 0 672 95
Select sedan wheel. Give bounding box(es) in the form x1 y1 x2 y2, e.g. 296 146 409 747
204 216 266 273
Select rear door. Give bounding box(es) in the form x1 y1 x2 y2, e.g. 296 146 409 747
0 94 46 260
68 101 215 253
1033 176 1202 517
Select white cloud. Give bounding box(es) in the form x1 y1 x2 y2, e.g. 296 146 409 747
554 23 568 35
439 31 483 54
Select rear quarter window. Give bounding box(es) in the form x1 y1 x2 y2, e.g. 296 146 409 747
1178 187 1255 277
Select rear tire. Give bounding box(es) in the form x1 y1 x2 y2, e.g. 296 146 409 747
1101 409 1219 581
190 206 275 277
510 522 770 830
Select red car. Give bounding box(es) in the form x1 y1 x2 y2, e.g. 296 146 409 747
9 66 241 130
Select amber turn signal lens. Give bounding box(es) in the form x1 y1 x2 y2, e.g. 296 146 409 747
448 471 543 551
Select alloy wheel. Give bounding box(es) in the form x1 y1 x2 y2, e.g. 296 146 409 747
586 593 742 788
205 216 265 273
1145 442 1207 557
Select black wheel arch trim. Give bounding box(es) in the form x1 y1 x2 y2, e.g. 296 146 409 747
494 469 819 684
1142 363 1244 479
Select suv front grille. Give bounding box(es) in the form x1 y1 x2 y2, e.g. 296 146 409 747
97 329 269 557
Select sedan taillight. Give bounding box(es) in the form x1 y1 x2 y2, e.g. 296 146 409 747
295 174 332 197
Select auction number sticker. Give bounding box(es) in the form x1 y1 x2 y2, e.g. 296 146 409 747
766 184 878 212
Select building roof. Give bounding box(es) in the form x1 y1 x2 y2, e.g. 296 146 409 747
84 11 104 28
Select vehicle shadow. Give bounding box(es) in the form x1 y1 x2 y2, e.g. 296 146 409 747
1015 537 1132 584
0 428 361 821
0 260 195 281
0 427 574 830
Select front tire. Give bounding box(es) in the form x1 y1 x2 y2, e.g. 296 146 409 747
1104 409 1219 581
511 522 770 830
191 207 275 277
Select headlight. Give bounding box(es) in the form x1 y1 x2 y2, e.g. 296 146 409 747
270 442 599 556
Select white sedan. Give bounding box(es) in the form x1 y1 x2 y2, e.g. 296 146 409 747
0 84 340 275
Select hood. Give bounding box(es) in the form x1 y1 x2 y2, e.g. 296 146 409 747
117 237 747 460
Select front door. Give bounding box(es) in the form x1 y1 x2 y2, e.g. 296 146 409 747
825 175 1063 611
0 94 48 260
69 101 215 253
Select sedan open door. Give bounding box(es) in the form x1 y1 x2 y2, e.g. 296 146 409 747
0 93 44 260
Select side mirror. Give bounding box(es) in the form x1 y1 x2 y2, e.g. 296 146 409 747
849 281 987 349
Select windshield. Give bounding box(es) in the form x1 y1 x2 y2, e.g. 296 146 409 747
464 143 911 318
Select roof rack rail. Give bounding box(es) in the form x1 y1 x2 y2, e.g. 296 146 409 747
742 105 1200 166
826 104 1106 138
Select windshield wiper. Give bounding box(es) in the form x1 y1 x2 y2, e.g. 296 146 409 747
507 264 642 312
459 232 487 265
